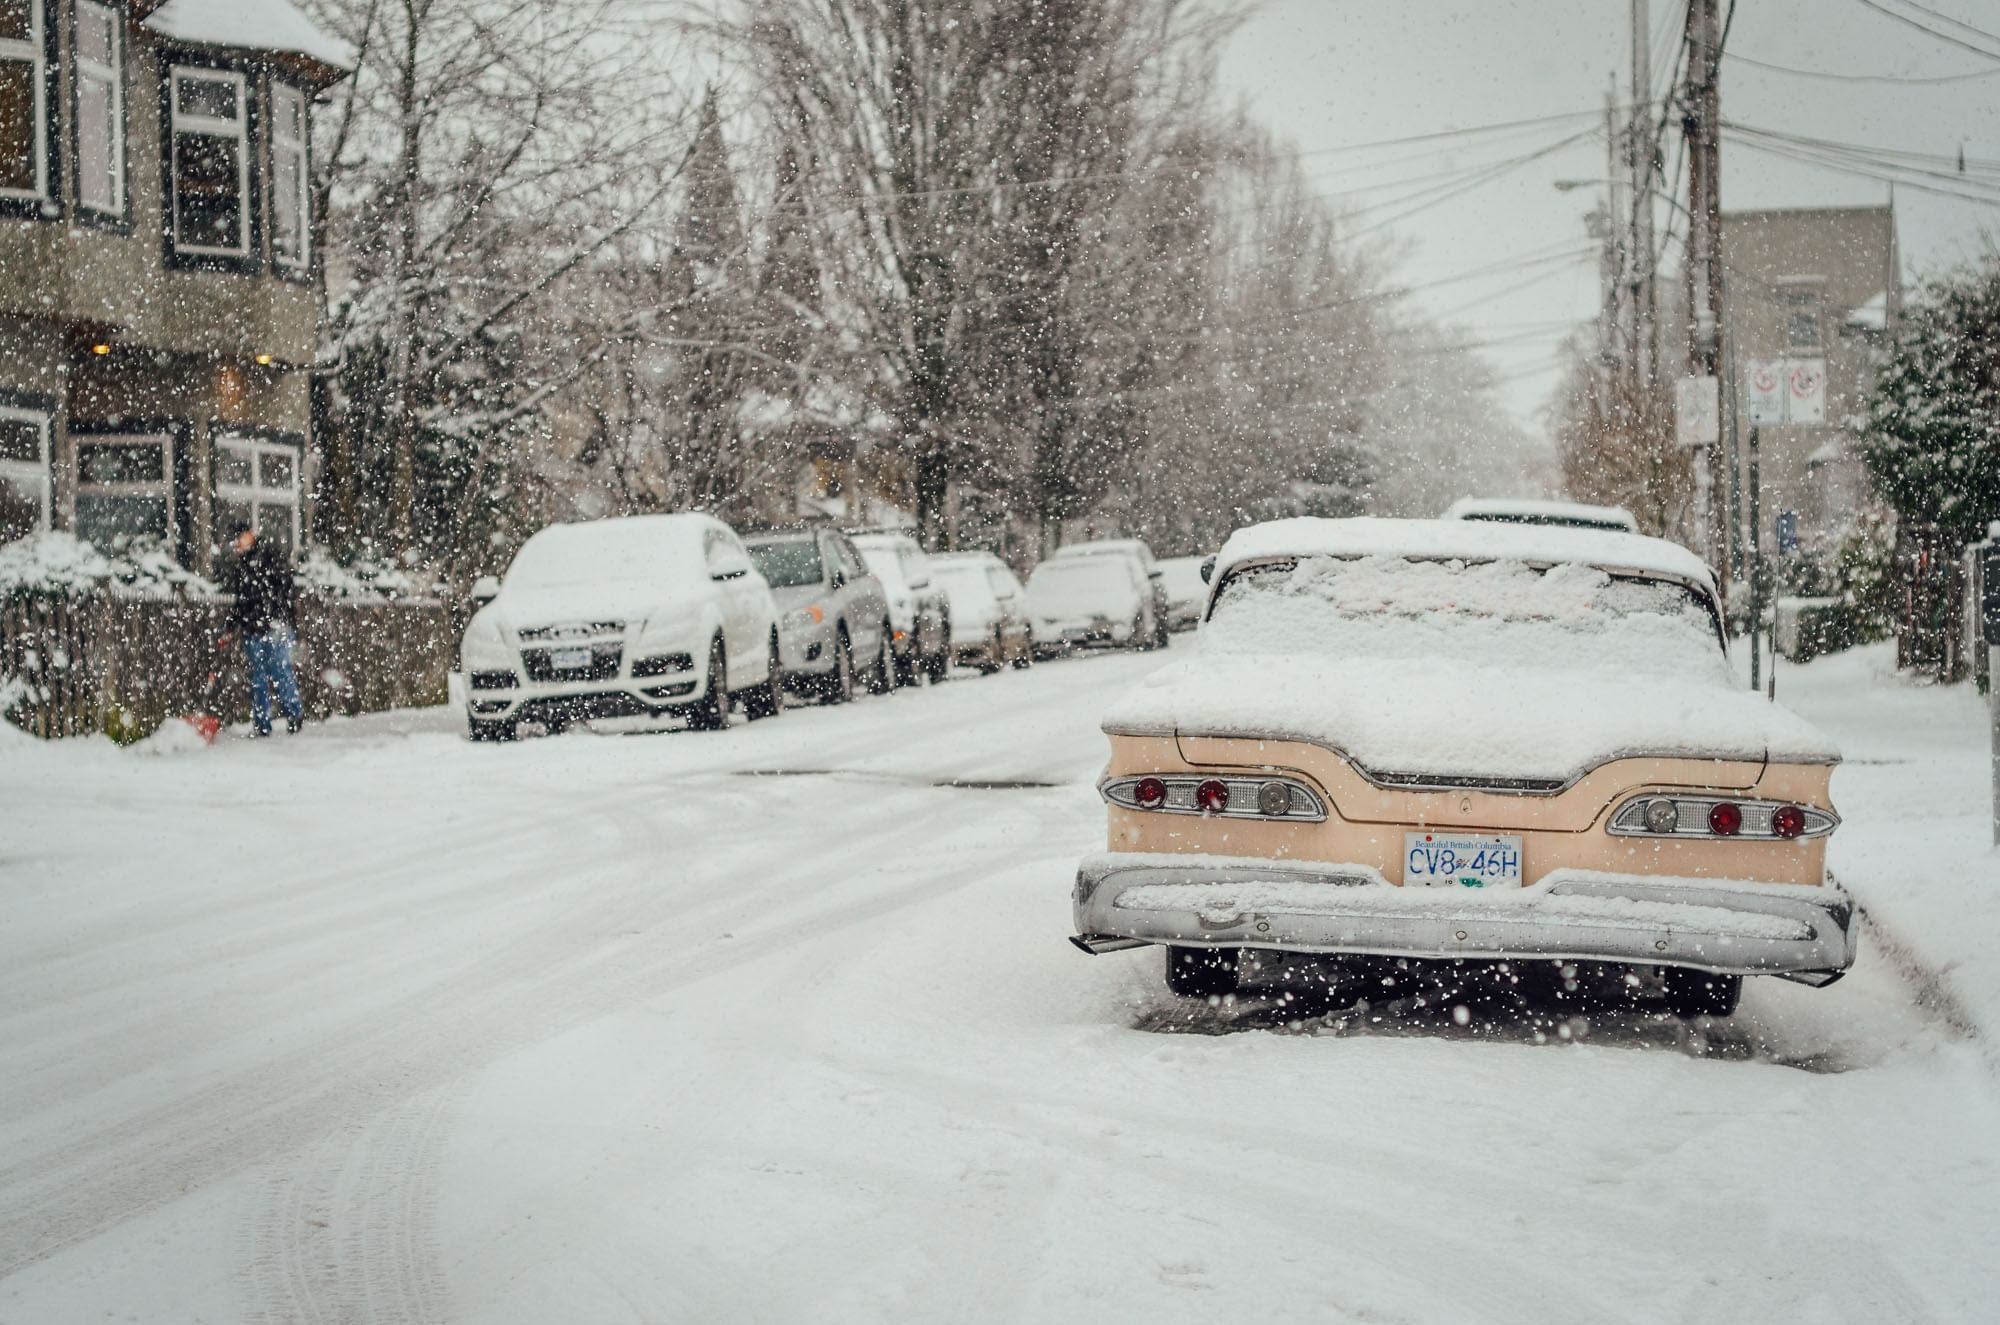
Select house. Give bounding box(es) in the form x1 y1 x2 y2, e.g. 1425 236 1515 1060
0 0 351 573
1720 204 1901 565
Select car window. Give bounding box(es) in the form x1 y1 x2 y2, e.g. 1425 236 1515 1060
834 536 868 582
748 539 824 588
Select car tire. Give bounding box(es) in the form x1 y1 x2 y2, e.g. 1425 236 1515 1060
823 629 855 704
1661 967 1742 1019
977 627 1004 675
893 645 918 688
866 621 895 695
1165 946 1240 999
743 632 784 721
687 638 732 731
467 715 517 743
1009 632 1033 669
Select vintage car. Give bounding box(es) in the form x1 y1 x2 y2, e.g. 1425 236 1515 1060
1070 516 1855 1019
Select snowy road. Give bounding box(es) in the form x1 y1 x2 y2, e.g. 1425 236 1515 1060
4 650 2000 1322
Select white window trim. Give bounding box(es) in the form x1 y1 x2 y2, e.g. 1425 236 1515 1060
0 405 53 535
169 66 249 258
215 433 301 551
74 0 124 217
0 0 48 202
74 433 175 546
270 81 308 271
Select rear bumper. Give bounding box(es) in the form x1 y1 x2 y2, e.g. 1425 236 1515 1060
1071 853 1858 981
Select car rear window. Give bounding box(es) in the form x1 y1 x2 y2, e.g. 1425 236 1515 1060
747 539 824 589
1210 555 1726 680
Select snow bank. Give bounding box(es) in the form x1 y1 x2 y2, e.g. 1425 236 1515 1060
127 718 215 757
1780 643 2000 1042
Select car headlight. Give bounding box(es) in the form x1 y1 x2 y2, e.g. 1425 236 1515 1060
461 612 511 667
637 605 700 647
784 604 828 633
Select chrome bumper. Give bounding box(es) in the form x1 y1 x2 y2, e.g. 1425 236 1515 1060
1072 853 1858 981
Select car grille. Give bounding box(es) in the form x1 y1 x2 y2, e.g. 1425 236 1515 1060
517 620 624 642
520 644 623 682
469 670 518 691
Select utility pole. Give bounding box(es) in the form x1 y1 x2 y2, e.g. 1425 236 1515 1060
1629 0 1655 395
1682 0 1725 568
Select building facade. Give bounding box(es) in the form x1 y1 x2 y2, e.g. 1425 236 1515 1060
1719 204 1900 570
0 0 349 572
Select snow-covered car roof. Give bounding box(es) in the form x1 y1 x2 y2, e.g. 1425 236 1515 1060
1217 516 1713 593
1443 497 1639 533
1054 539 1157 568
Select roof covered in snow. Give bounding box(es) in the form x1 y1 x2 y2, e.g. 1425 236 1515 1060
1443 497 1639 532
144 0 356 74
1216 517 1715 592
1844 291 1889 332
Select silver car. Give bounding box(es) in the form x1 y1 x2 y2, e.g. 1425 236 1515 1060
852 531 953 686
745 527 895 703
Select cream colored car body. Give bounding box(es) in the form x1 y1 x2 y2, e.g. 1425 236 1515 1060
1070 517 1858 998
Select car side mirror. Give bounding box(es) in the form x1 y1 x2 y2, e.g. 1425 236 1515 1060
830 568 846 590
713 565 746 581
1199 556 1215 584
471 574 501 606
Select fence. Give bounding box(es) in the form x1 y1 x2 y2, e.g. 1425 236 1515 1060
2 589 453 740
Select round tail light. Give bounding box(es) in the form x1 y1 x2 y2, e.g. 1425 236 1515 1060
1134 777 1167 808
1771 804 1806 839
1707 801 1743 836
1195 779 1229 813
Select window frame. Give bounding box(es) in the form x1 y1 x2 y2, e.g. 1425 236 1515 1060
0 399 53 542
0 0 58 218
1778 279 1825 353
162 59 258 269
268 78 309 275
71 430 178 553
70 0 126 227
212 430 302 553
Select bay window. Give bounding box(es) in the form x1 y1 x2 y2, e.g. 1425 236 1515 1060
214 434 301 551
270 82 307 271
0 0 48 206
0 405 51 544
168 66 248 257
74 0 124 218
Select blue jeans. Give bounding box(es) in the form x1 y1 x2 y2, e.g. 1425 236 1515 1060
245 627 304 734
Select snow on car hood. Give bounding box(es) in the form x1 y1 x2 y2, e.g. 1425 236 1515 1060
1102 552 1839 781
1103 653 1839 782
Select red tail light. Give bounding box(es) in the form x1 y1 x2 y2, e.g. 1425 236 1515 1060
1707 802 1743 836
1771 804 1806 839
1195 779 1229 813
1134 777 1167 808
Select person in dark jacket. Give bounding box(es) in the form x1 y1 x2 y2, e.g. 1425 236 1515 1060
219 523 305 736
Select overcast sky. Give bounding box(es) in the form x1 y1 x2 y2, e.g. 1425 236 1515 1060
1219 0 2000 448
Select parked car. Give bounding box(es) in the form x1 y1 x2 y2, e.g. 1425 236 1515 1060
1156 555 1210 632
1051 539 1168 648
744 527 894 704
458 513 781 740
1444 496 1639 533
929 552 1034 673
1071 515 1855 1018
1027 554 1152 656
851 531 952 685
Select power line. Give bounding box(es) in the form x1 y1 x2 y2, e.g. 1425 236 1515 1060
1725 47 2000 83
1852 0 2000 60
1880 0 2000 46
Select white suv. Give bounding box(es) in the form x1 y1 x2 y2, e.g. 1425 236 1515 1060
459 514 782 739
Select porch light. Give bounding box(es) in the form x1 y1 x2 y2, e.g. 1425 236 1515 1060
91 343 111 355
254 354 274 366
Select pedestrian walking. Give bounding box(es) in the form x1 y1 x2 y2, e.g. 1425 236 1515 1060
219 523 305 737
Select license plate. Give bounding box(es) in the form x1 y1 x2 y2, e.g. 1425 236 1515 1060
1404 832 1524 888
551 647 591 670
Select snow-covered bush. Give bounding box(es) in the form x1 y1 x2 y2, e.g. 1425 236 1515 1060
0 531 220 600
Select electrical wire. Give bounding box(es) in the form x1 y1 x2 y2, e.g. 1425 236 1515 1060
1852 0 2000 60
1725 48 2000 83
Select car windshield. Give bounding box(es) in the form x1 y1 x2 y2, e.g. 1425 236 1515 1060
506 523 693 589
1210 555 1725 681
856 544 907 594
932 562 995 601
747 539 824 589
